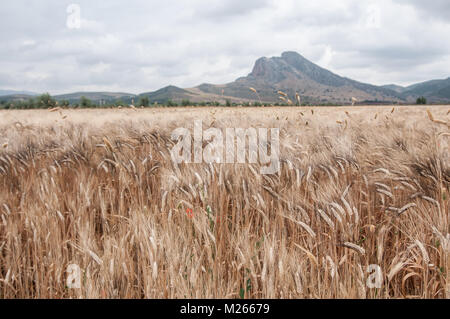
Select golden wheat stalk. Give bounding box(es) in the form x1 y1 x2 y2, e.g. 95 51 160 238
433 119 449 126
103 137 114 152
295 92 301 105
249 87 262 104
427 109 449 127
427 109 434 121
342 242 366 255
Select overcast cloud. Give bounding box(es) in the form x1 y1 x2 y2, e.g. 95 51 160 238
0 0 449 94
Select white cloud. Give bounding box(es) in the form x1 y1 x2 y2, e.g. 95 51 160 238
0 0 449 93
318 46 336 69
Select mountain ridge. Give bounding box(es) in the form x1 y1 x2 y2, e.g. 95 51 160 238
1 51 449 105
0 89 38 97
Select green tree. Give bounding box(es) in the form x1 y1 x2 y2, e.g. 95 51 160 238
60 100 70 107
181 99 191 106
80 96 92 108
25 98 35 109
416 96 427 105
115 99 125 107
138 96 150 107
167 100 178 107
36 93 56 108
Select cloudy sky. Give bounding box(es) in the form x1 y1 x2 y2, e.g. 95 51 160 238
1 0 449 94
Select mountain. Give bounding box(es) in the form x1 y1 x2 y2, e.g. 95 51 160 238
401 78 450 102
195 51 404 104
139 86 199 104
0 94 36 103
0 89 37 97
381 84 406 93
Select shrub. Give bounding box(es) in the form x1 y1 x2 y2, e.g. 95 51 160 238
181 99 191 107
167 100 178 107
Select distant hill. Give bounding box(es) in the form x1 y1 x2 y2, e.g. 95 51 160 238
139 85 201 104
0 90 37 97
401 78 450 102
0 94 35 103
54 92 137 104
381 84 406 93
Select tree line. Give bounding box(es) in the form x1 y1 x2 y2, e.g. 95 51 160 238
0 93 432 109
0 94 320 109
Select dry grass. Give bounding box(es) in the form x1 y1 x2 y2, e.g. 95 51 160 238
0 105 448 299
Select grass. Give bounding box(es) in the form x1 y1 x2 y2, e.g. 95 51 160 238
0 105 448 299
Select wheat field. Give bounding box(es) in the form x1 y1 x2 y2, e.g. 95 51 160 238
0 105 448 299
